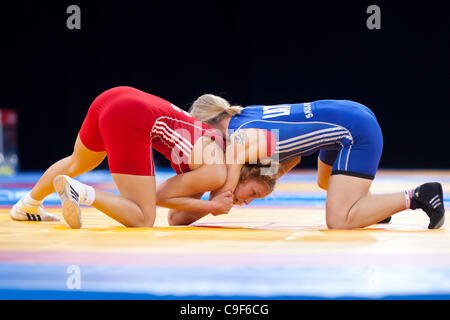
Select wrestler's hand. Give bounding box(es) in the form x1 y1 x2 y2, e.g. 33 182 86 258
210 191 234 216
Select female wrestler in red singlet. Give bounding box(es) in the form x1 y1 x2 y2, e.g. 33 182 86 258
10 86 239 228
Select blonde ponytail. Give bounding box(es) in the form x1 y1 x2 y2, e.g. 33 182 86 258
189 94 243 124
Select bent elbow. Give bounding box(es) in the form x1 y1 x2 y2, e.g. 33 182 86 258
168 210 192 226
168 211 181 226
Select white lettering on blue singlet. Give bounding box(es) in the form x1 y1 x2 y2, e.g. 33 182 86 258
262 105 291 119
303 103 314 118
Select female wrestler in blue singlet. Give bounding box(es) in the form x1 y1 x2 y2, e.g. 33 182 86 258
178 94 445 229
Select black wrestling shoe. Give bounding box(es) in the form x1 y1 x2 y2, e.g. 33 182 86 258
377 216 391 224
410 182 445 229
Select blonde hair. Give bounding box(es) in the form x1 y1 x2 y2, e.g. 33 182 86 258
189 94 243 124
239 160 279 193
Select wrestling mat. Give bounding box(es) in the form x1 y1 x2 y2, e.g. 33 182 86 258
0 169 449 299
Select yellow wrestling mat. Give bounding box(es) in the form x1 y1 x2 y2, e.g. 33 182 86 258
0 169 449 299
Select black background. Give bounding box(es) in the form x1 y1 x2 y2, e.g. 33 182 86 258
1 1 449 171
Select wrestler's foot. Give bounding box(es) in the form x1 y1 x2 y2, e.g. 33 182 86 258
10 197 60 222
53 175 87 229
411 182 445 229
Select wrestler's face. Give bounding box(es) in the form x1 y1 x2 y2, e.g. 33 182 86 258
233 179 271 205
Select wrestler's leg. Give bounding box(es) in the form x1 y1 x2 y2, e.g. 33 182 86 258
325 174 405 229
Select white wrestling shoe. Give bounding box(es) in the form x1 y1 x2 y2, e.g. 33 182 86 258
53 175 88 229
10 198 60 222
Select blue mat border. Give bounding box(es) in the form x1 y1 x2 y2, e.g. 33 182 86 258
1 289 450 300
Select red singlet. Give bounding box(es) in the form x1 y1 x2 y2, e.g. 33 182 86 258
79 86 222 176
